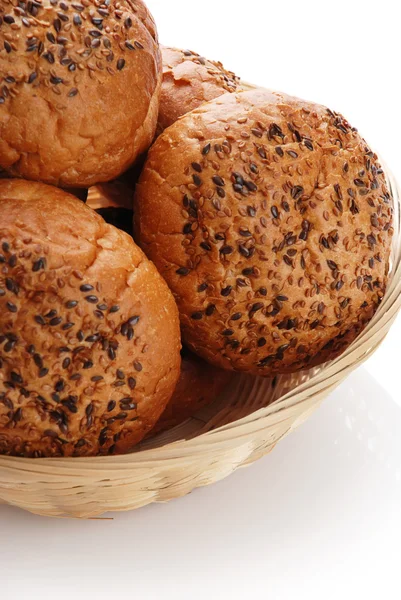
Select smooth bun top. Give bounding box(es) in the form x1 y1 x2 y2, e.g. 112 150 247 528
0 0 162 187
135 89 394 375
0 179 181 457
157 46 242 133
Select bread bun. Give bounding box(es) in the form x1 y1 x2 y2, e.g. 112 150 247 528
135 89 394 375
150 349 232 435
157 46 242 133
0 0 161 188
0 179 181 457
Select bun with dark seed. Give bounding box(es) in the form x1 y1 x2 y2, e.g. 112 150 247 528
135 89 394 376
0 0 162 188
0 179 181 457
157 46 242 134
150 349 232 436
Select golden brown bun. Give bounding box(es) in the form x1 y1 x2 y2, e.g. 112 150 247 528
157 46 242 133
0 0 162 188
0 180 181 457
150 349 232 435
135 89 394 376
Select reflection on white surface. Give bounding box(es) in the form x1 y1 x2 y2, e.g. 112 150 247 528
1 368 401 600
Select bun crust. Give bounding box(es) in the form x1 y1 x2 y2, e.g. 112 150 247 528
150 350 231 435
0 179 181 457
0 0 162 188
158 46 242 133
135 89 394 375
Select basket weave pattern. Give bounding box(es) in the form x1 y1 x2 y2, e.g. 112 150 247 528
0 170 400 518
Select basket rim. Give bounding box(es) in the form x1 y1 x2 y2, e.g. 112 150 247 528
1 167 400 473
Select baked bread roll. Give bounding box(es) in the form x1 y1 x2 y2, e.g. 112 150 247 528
158 46 242 133
135 89 394 375
0 0 161 188
150 349 232 436
0 180 181 457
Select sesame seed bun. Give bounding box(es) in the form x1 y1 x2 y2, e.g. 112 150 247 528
134 89 394 376
0 179 181 457
0 0 162 188
149 349 232 436
157 46 242 134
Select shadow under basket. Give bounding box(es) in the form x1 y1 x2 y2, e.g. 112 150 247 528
1 168 401 518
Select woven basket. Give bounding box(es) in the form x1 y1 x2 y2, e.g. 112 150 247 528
0 165 400 518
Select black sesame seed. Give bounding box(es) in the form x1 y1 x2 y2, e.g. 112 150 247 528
200 242 212 251
6 302 17 313
33 354 43 368
291 186 304 200
32 257 46 272
108 348 116 361
80 284 93 292
39 368 49 378
271 206 279 219
62 322 74 330
220 246 234 255
192 162 202 173
68 88 78 97
176 267 190 276
134 361 142 372
43 52 55 63
66 300 78 308
128 377 136 390
107 400 116 412
125 41 135 50
212 175 225 186
327 260 338 271
117 58 125 71
221 286 232 297
222 329 234 336
11 372 23 385
8 254 17 268
244 180 257 192
198 283 208 292
85 295 98 304
49 317 62 326
251 302 264 313
50 75 63 85
28 72 37 84
62 358 71 369
83 361 93 370
206 304 216 316
202 143 211 155
191 312 203 320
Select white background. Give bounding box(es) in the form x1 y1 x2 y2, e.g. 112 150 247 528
1 1 401 598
